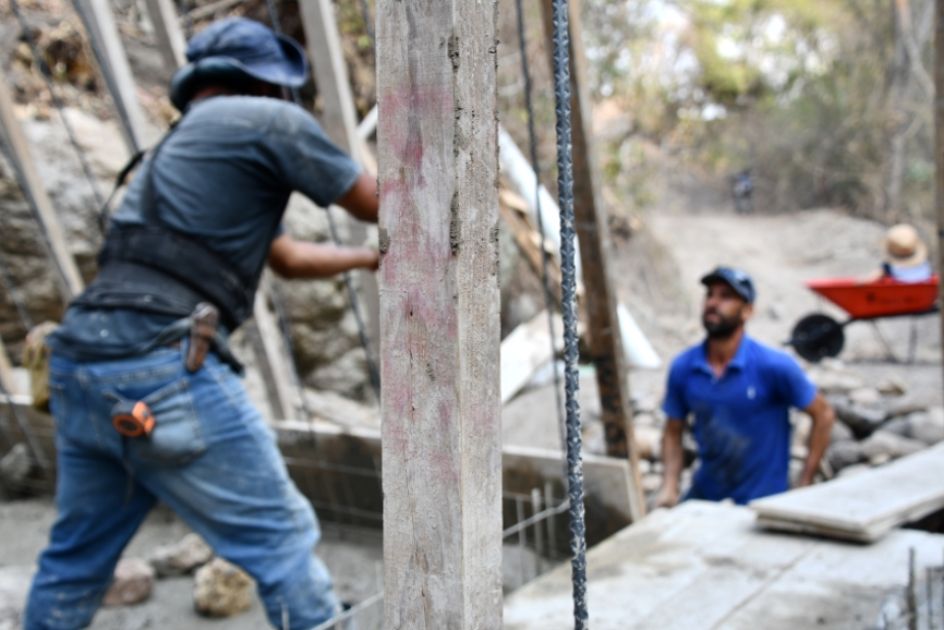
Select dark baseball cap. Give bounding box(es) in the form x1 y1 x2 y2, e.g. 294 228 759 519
700 266 756 304
170 17 309 109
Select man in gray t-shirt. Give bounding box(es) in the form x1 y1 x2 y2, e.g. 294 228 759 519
25 18 376 630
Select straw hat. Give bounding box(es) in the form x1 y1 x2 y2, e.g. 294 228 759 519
883 223 927 267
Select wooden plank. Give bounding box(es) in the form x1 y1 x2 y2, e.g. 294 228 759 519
500 310 562 404
505 501 944 629
250 275 303 422
936 0 944 390
540 0 645 521
73 0 150 153
0 337 16 396
144 0 186 69
0 72 83 300
750 442 944 542
377 0 501 626
498 190 564 307
298 0 380 355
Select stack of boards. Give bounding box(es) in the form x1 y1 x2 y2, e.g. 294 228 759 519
750 442 944 543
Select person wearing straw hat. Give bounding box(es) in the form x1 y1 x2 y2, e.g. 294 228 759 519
24 17 377 630
881 223 933 283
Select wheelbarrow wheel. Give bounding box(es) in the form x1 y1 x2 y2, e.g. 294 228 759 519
789 313 844 362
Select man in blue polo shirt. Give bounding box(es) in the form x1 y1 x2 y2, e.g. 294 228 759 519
657 267 834 506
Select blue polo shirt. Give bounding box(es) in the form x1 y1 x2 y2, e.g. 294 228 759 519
662 335 816 504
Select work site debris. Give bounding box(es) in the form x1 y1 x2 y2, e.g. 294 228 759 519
102 558 154 607
149 533 212 578
810 364 944 478
193 557 254 618
0 444 31 495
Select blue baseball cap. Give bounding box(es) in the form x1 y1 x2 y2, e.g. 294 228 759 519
170 17 309 110
700 266 756 304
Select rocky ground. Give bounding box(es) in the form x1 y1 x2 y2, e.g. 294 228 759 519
2 190 941 630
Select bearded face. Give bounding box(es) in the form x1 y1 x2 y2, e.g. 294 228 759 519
701 282 752 339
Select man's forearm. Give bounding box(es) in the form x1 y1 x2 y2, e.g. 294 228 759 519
800 395 835 485
659 421 685 503
662 437 683 493
269 237 379 279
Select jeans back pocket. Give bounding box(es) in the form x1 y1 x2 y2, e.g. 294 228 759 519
127 378 207 465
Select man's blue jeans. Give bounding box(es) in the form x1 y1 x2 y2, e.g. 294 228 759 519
24 346 338 629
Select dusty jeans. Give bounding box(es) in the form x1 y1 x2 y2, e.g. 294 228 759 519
23 346 338 629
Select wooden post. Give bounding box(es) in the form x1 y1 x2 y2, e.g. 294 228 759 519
0 336 16 396
298 0 380 364
144 0 186 69
252 275 304 421
378 0 502 626
936 0 944 389
73 0 151 153
540 0 645 519
0 71 84 300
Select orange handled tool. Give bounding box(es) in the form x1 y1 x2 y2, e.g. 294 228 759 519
111 400 155 438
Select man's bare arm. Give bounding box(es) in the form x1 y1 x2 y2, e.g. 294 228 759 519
335 171 378 223
798 393 835 486
657 420 685 508
268 234 379 279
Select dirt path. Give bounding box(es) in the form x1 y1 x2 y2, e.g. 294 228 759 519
644 209 941 384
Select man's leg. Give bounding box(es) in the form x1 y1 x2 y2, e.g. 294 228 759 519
24 436 156 630
137 355 339 630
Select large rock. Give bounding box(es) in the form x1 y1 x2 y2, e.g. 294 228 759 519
832 397 887 438
848 387 882 406
860 431 925 464
193 557 254 618
885 396 927 421
826 440 864 472
908 408 944 446
634 425 662 461
829 421 854 444
0 444 32 495
102 558 154 607
809 367 865 394
149 533 212 578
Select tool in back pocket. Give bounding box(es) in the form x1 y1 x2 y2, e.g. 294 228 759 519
112 400 156 438
186 302 219 373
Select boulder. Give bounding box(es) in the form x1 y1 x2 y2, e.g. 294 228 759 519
885 396 926 420
0 444 32 494
193 557 254 618
826 440 864 472
829 421 854 443
908 409 944 446
880 416 911 438
860 431 925 463
832 398 887 438
149 533 212 578
633 425 662 461
102 558 154 607
848 387 882 406
810 368 864 395
875 378 908 397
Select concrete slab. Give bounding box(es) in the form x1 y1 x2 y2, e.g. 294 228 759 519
503 501 944 629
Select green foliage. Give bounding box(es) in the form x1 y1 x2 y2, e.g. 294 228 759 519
582 0 931 222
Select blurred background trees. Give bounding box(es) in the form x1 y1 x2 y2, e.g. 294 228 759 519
581 0 935 228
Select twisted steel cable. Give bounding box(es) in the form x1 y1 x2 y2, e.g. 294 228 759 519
548 0 589 626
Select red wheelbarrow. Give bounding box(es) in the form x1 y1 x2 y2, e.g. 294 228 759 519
787 276 940 362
